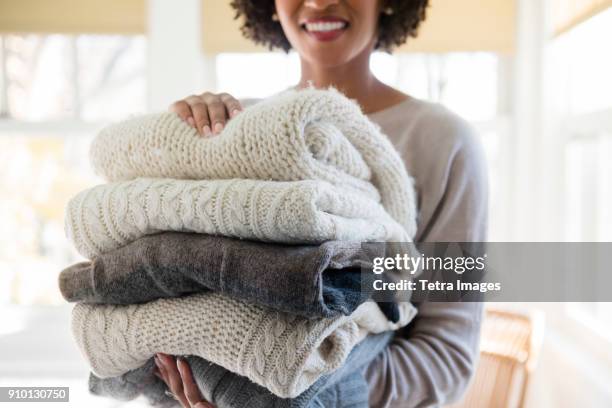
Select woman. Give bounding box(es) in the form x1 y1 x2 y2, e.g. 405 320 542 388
154 0 488 407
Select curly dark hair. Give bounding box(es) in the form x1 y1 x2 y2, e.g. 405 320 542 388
229 1 429 52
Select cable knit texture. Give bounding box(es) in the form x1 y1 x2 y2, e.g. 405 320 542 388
71 293 414 398
65 178 409 259
89 88 417 238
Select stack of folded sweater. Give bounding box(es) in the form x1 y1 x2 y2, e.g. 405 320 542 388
59 88 418 407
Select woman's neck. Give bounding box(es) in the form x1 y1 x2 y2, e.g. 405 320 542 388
296 49 407 114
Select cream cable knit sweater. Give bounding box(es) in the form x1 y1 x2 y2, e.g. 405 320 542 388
71 292 416 398
66 178 409 259
89 88 417 238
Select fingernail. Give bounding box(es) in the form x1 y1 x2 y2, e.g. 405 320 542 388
202 125 212 137
213 122 224 134
187 117 195 127
231 109 240 118
177 361 185 377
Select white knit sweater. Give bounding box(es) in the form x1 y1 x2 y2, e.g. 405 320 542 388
71 292 416 398
89 88 417 238
66 178 409 259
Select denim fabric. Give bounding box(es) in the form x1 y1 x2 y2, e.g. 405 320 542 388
60 232 397 320
89 332 393 408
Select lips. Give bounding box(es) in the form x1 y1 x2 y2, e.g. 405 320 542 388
301 17 349 42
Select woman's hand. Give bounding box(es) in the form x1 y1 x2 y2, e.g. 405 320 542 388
169 92 242 137
155 353 215 408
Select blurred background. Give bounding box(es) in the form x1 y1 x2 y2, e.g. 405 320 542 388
0 0 611 406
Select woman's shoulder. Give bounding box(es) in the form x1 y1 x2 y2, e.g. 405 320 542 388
371 98 485 186
371 96 481 156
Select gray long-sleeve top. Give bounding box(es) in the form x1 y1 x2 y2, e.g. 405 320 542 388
364 96 489 408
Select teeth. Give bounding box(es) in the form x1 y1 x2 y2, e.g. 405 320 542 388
305 21 346 32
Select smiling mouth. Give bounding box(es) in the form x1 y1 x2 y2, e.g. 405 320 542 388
300 19 349 41
302 21 349 33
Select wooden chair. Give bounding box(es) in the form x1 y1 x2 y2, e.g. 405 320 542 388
447 307 545 408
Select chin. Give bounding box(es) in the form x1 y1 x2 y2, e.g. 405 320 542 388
289 30 373 70
303 48 354 68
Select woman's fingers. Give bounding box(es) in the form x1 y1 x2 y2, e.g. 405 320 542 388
157 354 190 407
169 100 194 125
155 354 216 408
204 97 228 135
169 92 242 138
219 93 243 118
155 356 185 405
177 358 211 407
186 95 212 137
154 357 167 383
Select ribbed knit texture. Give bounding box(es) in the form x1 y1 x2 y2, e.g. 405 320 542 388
65 178 409 259
71 293 414 398
89 88 417 238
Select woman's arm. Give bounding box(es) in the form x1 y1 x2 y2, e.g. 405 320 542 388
365 125 489 408
366 303 483 407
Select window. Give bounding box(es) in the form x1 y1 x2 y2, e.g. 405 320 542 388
1 34 146 121
549 7 612 337
551 8 612 240
0 34 147 305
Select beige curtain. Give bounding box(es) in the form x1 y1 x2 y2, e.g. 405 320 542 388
552 0 612 35
0 0 145 34
399 0 515 53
